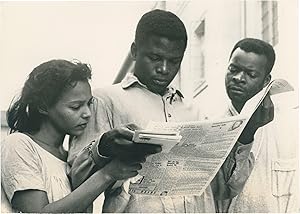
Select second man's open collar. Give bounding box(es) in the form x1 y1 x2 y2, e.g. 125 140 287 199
121 73 184 100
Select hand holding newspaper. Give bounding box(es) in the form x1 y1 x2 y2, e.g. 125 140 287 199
128 79 293 196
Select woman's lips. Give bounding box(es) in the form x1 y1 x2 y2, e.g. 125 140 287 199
77 123 87 129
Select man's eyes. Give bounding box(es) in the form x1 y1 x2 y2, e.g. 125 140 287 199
228 65 257 78
228 65 238 72
148 55 181 65
247 72 257 78
148 55 160 61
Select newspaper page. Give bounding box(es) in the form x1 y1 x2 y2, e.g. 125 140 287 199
129 78 294 196
241 79 294 115
129 115 248 196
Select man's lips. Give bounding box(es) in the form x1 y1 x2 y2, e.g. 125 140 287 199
153 79 169 86
228 85 244 93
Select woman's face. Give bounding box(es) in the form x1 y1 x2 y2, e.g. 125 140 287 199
47 80 93 136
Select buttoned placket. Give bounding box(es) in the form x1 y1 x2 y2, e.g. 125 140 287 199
162 93 177 122
161 91 192 213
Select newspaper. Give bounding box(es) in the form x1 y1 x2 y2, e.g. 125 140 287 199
129 79 294 196
240 78 294 115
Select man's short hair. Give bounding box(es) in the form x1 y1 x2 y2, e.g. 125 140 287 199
135 9 187 49
229 38 276 74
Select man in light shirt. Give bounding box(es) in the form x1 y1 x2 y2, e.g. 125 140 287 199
68 12 275 213
214 38 299 213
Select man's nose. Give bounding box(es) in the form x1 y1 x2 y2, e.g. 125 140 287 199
233 71 245 82
156 60 168 74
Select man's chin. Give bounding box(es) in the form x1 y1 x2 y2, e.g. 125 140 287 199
148 86 167 95
229 94 246 105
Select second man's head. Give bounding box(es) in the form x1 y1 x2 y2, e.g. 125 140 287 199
131 9 187 95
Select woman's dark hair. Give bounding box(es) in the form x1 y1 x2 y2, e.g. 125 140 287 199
7 59 92 133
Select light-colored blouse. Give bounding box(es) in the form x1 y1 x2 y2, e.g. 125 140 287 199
1 133 71 211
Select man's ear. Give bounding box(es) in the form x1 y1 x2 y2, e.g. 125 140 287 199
263 74 271 87
131 42 137 60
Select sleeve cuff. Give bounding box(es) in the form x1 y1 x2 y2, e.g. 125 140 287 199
234 141 253 160
90 137 111 168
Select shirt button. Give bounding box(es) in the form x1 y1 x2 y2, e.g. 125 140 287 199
168 113 172 118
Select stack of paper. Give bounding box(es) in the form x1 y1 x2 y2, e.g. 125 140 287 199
133 130 182 153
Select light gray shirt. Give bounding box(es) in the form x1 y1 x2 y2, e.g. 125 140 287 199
216 105 300 213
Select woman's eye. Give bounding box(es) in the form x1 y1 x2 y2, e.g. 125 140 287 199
70 106 80 110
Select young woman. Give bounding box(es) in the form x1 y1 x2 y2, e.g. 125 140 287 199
1 59 140 213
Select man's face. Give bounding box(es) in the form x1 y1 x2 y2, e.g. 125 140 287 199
225 48 271 109
131 35 185 95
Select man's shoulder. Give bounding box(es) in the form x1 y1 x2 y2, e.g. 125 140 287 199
93 83 124 99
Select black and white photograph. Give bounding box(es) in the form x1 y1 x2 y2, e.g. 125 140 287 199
0 0 299 213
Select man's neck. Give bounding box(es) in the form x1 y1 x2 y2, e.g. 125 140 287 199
232 101 245 113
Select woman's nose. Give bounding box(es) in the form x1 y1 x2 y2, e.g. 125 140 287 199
82 106 92 119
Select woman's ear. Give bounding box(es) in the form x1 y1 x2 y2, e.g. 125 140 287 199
131 42 137 60
263 74 271 88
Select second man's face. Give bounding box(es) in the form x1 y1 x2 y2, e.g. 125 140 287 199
131 35 186 95
225 48 271 109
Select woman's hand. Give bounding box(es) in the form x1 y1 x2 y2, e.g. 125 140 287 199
102 158 144 181
99 124 162 160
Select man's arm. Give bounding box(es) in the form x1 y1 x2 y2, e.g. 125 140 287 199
212 95 274 200
211 142 254 200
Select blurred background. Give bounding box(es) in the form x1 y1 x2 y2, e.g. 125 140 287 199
0 0 298 137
